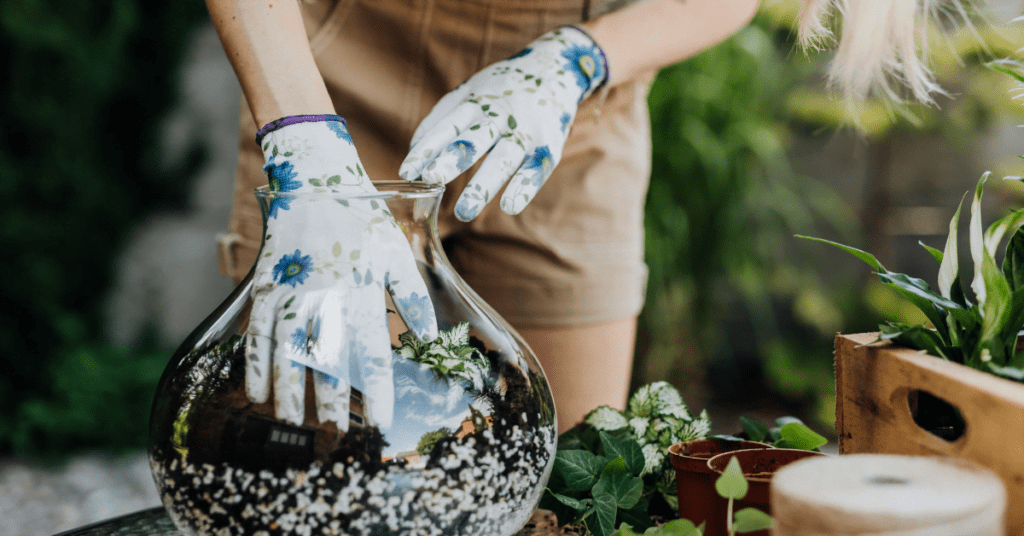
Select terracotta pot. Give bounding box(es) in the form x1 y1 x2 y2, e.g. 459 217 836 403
707 448 827 536
669 439 773 536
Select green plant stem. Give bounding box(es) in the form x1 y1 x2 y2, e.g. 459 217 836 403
727 497 735 536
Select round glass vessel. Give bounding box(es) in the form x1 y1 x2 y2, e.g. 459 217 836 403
149 182 557 536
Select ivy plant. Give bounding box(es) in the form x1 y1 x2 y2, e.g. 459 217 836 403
541 431 650 536
542 382 712 535
800 174 1024 382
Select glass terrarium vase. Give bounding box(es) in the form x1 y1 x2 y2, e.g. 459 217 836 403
148 181 557 536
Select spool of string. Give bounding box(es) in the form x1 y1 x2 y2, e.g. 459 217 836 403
770 454 1006 536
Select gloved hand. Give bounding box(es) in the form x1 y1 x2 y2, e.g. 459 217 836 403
245 116 438 430
399 26 608 221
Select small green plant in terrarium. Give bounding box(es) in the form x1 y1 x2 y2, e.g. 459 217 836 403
801 173 1024 381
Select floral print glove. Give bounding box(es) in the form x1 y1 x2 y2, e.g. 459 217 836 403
399 26 608 221
246 116 438 429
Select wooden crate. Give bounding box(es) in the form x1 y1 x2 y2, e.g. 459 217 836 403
835 333 1024 534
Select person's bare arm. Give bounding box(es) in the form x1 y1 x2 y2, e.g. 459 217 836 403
579 0 761 86
205 0 335 127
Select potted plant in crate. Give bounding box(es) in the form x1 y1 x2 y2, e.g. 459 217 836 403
800 173 1024 534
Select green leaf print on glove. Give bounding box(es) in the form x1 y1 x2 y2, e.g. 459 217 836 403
399 26 607 221
246 116 438 429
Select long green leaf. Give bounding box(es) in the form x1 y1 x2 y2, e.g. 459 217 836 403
920 241 943 264
979 252 1013 364
795 236 886 272
879 323 950 359
938 195 964 299
985 208 1024 260
970 173 991 307
1003 228 1024 291
877 272 959 345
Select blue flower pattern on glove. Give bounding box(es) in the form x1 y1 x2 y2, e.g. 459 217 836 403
290 316 322 354
561 43 605 101
264 157 302 218
446 140 477 173
399 27 607 220
248 119 439 429
507 47 533 60
524 146 554 187
395 292 436 335
454 197 480 222
327 120 352 144
273 249 313 287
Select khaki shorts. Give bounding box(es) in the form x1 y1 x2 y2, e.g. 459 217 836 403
219 0 652 327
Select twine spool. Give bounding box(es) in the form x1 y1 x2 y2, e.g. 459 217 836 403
770 454 1006 536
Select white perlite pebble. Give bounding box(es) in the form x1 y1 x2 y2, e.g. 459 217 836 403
154 418 555 536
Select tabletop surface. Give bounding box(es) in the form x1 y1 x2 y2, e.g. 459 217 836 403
51 507 577 536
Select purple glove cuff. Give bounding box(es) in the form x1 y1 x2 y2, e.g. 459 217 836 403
256 114 347 145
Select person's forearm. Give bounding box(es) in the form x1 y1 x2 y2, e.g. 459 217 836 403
579 0 760 86
205 0 335 128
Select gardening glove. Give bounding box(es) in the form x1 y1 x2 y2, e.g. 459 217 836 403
245 115 438 430
399 26 608 221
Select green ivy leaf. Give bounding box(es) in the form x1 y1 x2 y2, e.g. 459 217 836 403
283 296 295 309
548 491 589 511
283 313 296 320
733 507 775 533
592 472 643 510
350 249 361 261
614 499 652 533
590 492 618 536
553 450 606 492
714 456 748 500
602 456 628 475
508 115 518 129
600 432 645 477
327 175 341 186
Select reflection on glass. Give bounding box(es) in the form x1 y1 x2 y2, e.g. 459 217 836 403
148 182 556 536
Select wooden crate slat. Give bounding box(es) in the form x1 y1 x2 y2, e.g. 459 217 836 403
835 332 1024 535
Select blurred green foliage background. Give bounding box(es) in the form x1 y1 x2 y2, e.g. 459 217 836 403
1 0 1021 459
